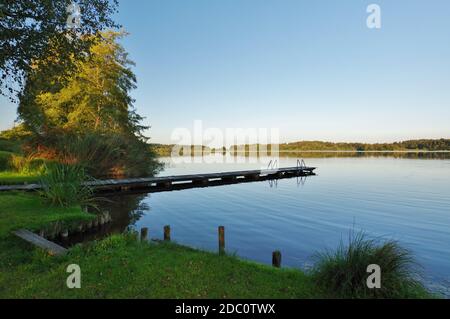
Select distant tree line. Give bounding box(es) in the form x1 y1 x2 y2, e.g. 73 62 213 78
277 139 450 152
150 139 450 157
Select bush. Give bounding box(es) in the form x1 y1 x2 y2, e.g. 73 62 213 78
0 149 47 175
39 163 95 208
0 151 13 171
28 130 162 179
311 231 428 298
8 154 47 175
0 137 22 153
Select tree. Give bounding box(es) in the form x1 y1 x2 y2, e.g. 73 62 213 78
17 31 161 178
0 0 119 100
19 31 145 137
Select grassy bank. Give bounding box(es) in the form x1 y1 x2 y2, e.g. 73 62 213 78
0 192 433 299
1 235 322 299
0 172 40 185
0 192 93 236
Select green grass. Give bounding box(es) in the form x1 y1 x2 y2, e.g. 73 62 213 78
0 235 322 299
0 192 92 238
0 171 40 185
0 150 47 185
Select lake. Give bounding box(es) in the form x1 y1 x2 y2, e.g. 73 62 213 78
93 154 450 296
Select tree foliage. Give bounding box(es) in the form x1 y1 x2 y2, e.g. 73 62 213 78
277 139 450 152
0 0 119 99
19 31 145 137
16 31 161 178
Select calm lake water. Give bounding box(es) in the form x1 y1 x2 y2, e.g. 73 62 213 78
95 154 450 296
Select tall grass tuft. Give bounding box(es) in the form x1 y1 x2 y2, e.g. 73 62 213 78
39 163 95 208
311 231 428 299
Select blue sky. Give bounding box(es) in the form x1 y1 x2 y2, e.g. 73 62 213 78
1 0 450 143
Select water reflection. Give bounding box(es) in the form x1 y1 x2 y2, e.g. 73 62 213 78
59 194 148 246
231 151 450 160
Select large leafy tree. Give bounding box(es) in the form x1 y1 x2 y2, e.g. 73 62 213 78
19 31 146 137
17 31 160 178
0 0 119 100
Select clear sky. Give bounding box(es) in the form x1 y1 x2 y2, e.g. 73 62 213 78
1 0 450 144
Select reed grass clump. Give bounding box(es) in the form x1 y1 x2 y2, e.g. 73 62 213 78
312 232 428 298
39 163 95 208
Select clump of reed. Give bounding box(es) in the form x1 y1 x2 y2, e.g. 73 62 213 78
311 231 429 299
39 163 95 208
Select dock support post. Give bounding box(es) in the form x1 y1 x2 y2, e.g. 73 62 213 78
222 176 236 183
272 251 282 268
157 181 172 188
218 226 225 255
164 225 171 241
140 228 148 242
193 179 208 185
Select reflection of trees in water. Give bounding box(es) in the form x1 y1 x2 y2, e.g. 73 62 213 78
125 196 150 226
61 194 150 247
98 194 150 231
228 151 450 160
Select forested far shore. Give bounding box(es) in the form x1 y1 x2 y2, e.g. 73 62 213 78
150 139 450 156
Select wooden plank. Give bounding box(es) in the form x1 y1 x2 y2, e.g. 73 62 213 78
13 229 68 256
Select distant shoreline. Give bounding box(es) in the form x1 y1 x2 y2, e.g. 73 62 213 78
151 139 450 157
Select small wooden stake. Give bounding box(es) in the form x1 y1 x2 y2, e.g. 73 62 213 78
218 226 225 255
164 225 171 241
140 228 149 242
272 251 282 268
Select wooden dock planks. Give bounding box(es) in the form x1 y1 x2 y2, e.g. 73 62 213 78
0 166 316 193
13 229 68 256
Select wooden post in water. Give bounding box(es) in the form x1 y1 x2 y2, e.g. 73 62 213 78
140 228 148 242
218 226 225 255
272 251 282 268
164 225 171 241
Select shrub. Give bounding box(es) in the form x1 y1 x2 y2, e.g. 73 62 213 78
311 231 428 299
0 137 23 153
9 154 47 175
39 163 95 208
9 154 31 173
0 151 13 171
28 130 162 179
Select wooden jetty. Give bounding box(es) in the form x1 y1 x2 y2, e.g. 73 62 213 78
13 229 68 256
0 166 316 193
